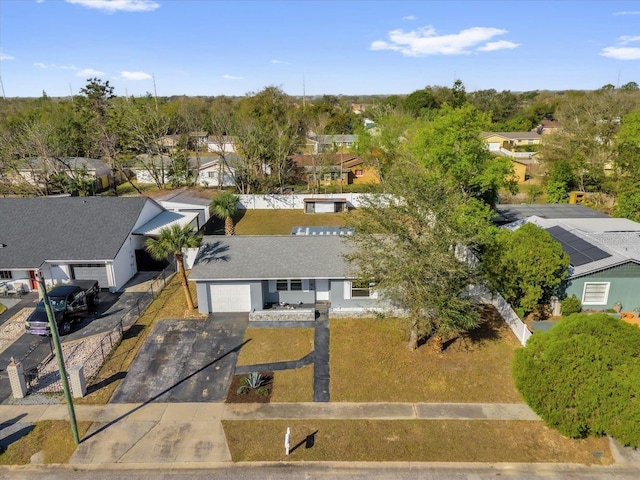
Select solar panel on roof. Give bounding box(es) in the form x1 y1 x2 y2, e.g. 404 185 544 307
545 226 611 266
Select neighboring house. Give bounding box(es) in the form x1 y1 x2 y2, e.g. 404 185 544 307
533 118 561 135
309 135 358 154
0 196 197 293
189 235 379 314
131 155 237 188
10 157 113 193
506 215 640 312
290 154 379 187
158 132 209 152
510 160 528 184
480 132 542 159
206 136 237 154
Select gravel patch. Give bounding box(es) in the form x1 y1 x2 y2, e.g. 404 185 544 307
0 308 33 354
27 329 122 395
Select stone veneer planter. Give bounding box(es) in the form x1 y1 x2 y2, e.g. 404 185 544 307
249 308 316 322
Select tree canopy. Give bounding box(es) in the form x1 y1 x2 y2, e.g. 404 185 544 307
144 224 202 310
513 313 640 447
346 161 495 351
480 223 570 318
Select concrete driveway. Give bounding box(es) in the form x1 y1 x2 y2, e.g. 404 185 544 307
110 313 248 403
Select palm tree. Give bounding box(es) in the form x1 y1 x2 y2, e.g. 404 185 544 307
210 191 239 235
145 224 202 310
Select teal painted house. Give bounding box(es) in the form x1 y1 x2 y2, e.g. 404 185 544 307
508 216 640 312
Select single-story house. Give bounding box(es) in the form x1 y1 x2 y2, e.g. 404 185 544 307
130 155 237 188
533 118 561 135
189 235 379 314
481 132 542 151
8 157 113 194
206 135 236 154
0 196 197 293
308 134 359 154
290 154 379 187
506 215 640 312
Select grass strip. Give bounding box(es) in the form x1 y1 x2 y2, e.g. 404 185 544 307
222 419 612 464
0 420 91 465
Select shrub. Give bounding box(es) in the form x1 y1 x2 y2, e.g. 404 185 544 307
560 294 582 316
512 313 640 447
237 372 266 395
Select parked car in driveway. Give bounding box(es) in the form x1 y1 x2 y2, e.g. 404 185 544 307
25 280 99 336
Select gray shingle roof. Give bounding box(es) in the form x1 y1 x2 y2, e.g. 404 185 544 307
189 235 354 280
494 204 609 225
0 196 151 269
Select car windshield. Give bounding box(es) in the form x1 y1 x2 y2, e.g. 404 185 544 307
49 298 67 310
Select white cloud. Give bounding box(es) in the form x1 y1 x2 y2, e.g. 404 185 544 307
600 47 640 60
601 35 640 60
76 68 105 77
120 71 152 80
0 51 15 61
371 26 511 56
271 59 290 65
223 74 243 80
33 62 77 70
65 0 160 13
614 11 640 15
403 15 416 20
477 40 520 51
619 35 640 45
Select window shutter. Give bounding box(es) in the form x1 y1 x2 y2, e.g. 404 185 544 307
268 280 276 293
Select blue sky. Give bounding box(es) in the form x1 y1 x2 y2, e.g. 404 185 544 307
0 0 639 98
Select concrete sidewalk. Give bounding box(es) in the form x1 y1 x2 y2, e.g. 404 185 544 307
1 402 540 466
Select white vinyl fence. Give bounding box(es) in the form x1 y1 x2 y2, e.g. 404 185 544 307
237 193 372 210
469 285 533 345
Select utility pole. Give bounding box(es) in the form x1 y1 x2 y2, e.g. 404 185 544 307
153 74 158 112
36 274 79 445
0 74 6 99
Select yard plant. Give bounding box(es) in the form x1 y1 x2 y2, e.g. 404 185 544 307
144 224 202 310
513 313 640 447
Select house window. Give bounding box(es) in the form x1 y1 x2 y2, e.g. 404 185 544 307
290 279 303 291
354 169 363 177
276 279 288 291
351 279 374 298
206 171 216 178
582 282 610 305
0 271 12 280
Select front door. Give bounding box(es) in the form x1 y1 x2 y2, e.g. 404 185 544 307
316 279 330 301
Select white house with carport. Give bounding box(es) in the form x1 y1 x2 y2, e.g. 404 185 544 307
0 196 197 293
189 235 380 315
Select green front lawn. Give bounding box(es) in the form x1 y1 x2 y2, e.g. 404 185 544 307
234 209 356 235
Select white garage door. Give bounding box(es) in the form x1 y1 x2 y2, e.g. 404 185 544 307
209 284 251 312
71 264 109 288
315 202 336 213
488 142 500 151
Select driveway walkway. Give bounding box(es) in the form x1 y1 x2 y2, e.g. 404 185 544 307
110 314 248 403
